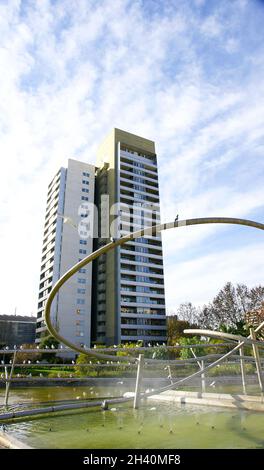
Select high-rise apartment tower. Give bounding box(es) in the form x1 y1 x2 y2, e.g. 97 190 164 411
36 129 167 349
93 129 167 346
35 159 95 348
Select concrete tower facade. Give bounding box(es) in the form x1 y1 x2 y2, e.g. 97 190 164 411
36 130 167 349
93 129 167 346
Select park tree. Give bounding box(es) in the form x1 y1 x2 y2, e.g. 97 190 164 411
198 282 264 330
176 302 200 325
178 336 206 360
247 286 264 310
219 321 250 336
75 353 94 376
14 343 41 364
39 335 60 363
167 315 192 345
116 342 143 359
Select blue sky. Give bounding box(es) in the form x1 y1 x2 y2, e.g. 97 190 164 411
0 0 263 315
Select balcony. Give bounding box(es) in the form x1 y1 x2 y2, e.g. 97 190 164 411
121 312 166 320
120 300 165 308
120 324 167 330
120 169 159 187
120 290 165 299
97 325 106 333
120 186 160 200
120 176 159 193
120 335 167 342
120 151 157 170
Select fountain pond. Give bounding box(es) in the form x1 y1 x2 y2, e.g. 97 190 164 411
0 384 263 449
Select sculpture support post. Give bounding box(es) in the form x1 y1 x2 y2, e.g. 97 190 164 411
134 354 144 409
201 360 206 393
190 348 206 393
167 365 173 385
4 350 16 408
239 345 247 395
249 328 264 394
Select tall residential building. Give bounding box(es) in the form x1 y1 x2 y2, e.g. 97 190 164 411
93 128 167 346
35 159 95 348
35 129 167 349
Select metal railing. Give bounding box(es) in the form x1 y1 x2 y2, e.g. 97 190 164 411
0 333 263 419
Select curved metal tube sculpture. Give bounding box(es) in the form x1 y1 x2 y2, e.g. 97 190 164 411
143 319 264 397
183 329 264 347
44 217 264 362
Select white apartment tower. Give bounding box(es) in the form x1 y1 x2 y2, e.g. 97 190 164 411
35 159 95 348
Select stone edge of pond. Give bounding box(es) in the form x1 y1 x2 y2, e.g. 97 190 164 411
146 390 264 412
0 431 33 449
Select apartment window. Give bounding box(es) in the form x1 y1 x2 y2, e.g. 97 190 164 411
80 204 89 211
137 266 149 273
136 286 150 293
79 249 87 254
135 256 149 263
77 298 85 305
79 268 86 273
135 246 148 253
79 231 88 237
136 276 151 283
135 237 147 243
98 333 105 338
121 296 133 302
136 296 150 303
80 240 87 245
82 188 89 193
83 172 90 177
77 288 86 294
81 196 89 201
134 193 146 200
76 308 85 315
121 307 132 313
78 278 86 284
82 180 89 185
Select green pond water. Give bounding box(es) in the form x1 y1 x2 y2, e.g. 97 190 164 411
0 383 264 449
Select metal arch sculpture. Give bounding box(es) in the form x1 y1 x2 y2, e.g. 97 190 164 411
141 320 264 398
183 329 264 346
44 217 264 362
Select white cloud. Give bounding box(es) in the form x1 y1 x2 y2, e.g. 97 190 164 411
225 37 239 53
160 184 264 264
165 242 264 311
0 0 263 315
200 15 223 38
